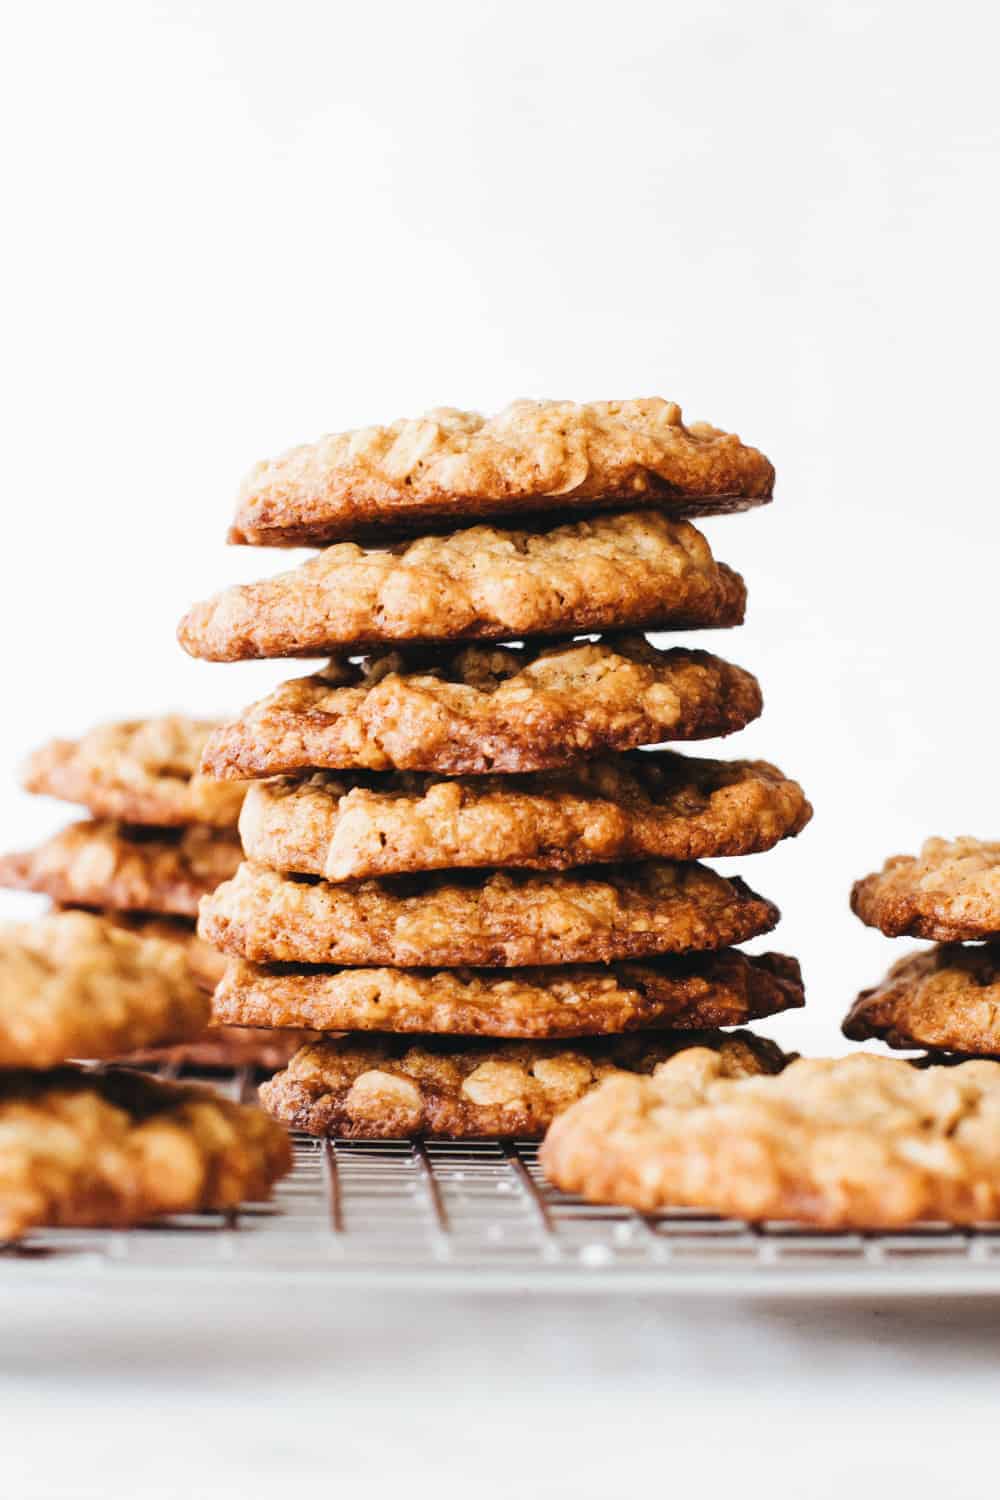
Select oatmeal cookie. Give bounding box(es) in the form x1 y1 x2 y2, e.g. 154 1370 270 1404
201 637 762 779
0 910 210 1068
180 512 746 659
852 838 1000 941
240 754 811 880
200 860 779 968
844 944 1000 1056
260 1029 789 1139
229 399 774 546
212 949 803 1038
0 821 242 918
0 1064 291 1241
540 1052 1000 1228
23 717 245 827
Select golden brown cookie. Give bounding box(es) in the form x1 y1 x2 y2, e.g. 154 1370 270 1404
540 1053 1000 1228
0 821 242 919
851 838 1000 942
0 1065 291 1241
844 944 1000 1057
240 754 812 880
229 399 774 546
0 910 211 1068
212 949 803 1038
23 717 245 828
70 910 226 992
201 637 762 780
180 512 746 660
200 860 779 968
260 1029 789 1139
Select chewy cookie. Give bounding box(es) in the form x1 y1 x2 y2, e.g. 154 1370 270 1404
844 944 1000 1057
0 1065 291 1241
0 821 242 919
201 637 762 779
540 1052 1000 1228
83 910 227 993
851 837 1000 942
180 512 746 659
0 910 210 1068
260 1029 789 1140
239 754 812 880
200 860 779 968
228 398 774 547
23 717 245 828
212 949 803 1038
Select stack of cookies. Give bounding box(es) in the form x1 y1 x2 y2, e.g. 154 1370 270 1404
179 398 812 1139
0 909 291 1240
0 717 306 1068
845 837 1000 1061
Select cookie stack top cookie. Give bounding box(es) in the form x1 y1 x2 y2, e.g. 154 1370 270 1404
179 397 811 1139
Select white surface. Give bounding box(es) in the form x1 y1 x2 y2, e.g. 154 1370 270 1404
3 1 1000 1492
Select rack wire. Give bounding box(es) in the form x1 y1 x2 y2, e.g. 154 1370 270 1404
6 1062 1000 1296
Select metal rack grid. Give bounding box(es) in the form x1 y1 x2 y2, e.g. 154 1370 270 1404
6 1063 1000 1297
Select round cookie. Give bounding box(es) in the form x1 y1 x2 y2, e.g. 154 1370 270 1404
239 753 812 880
844 944 1000 1057
180 512 746 659
0 910 211 1068
259 1029 790 1140
540 1052 1000 1229
0 821 242 919
851 837 1000 941
228 398 774 547
199 860 779 968
0 1065 291 1242
23 717 245 828
212 949 804 1039
201 637 762 779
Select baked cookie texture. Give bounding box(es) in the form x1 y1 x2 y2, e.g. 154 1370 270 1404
201 637 762 779
229 399 775 547
0 910 210 1068
260 1029 789 1140
23 717 245 828
212 949 803 1038
851 837 1000 942
84 910 227 993
240 754 812 880
0 1065 291 1241
0 821 242 919
540 1052 1000 1228
180 512 746 659
200 860 779 968
844 944 1000 1057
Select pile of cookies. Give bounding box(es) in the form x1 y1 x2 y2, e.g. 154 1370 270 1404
0 908 290 1240
179 398 812 1138
845 837 1000 1060
0 716 305 1068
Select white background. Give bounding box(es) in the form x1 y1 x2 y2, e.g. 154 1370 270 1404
2 2 1000 1496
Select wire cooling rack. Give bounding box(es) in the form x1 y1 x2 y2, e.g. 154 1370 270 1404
6 1063 1000 1297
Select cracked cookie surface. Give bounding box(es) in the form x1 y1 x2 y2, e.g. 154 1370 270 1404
212 949 803 1039
0 821 242 918
229 398 774 546
852 838 1000 942
844 944 1000 1056
23 717 245 827
202 637 762 779
540 1053 1000 1228
181 512 745 659
240 753 811 880
0 1064 291 1241
200 860 779 968
260 1029 789 1139
0 910 211 1067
